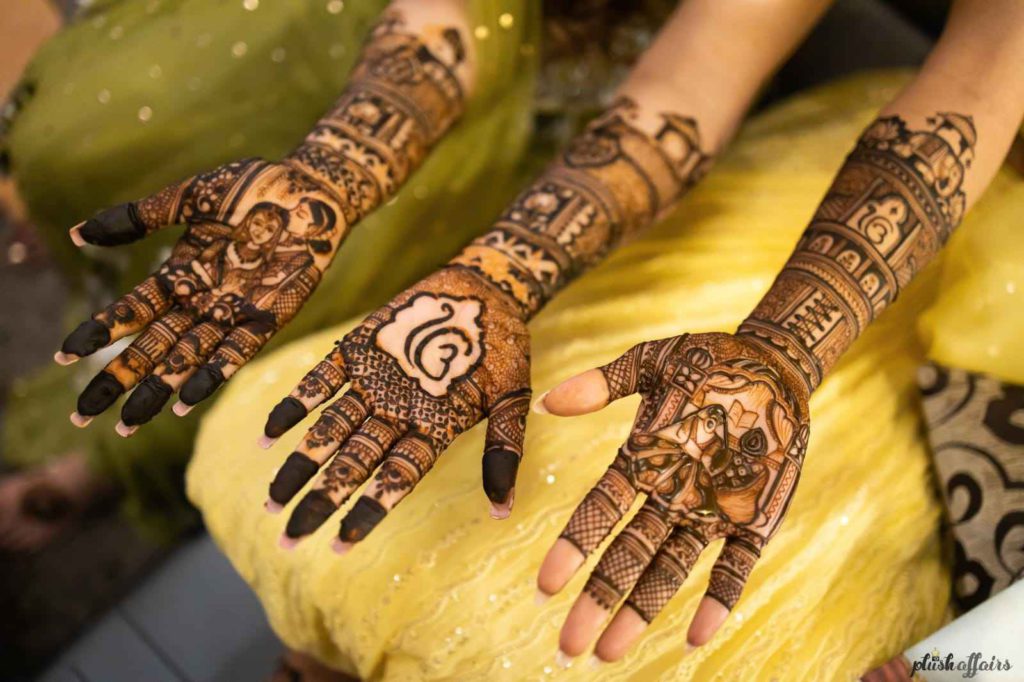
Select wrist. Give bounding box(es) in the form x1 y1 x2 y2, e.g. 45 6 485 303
736 318 821 395
443 252 536 323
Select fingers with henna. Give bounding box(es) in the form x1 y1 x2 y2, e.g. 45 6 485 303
537 454 637 598
120 322 225 427
73 310 192 429
594 525 709 661
267 392 368 514
57 276 171 365
262 345 347 447
557 504 671 660
333 433 439 554
281 415 399 545
482 389 530 518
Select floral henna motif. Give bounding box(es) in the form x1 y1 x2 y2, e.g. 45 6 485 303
559 333 809 620
58 11 468 433
739 113 977 391
265 267 531 546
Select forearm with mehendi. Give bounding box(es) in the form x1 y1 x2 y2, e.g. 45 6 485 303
449 97 712 318
739 0 1024 393
286 4 470 226
447 0 833 320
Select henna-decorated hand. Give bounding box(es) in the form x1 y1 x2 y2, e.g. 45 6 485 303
57 159 355 434
262 267 531 552
534 333 810 662
55 8 468 435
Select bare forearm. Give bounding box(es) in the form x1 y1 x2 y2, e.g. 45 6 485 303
739 0 1024 392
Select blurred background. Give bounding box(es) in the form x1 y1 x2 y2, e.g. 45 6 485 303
0 0 956 680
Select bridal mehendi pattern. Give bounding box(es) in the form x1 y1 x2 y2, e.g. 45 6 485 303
560 333 810 620
451 96 712 316
556 112 977 627
266 268 532 545
739 113 977 391
57 10 467 433
264 97 714 546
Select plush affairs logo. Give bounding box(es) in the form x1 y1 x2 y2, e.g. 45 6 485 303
911 650 1013 679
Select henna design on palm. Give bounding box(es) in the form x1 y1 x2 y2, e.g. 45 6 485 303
263 98 711 546
558 334 809 625
538 113 978 661
55 11 466 434
263 268 531 550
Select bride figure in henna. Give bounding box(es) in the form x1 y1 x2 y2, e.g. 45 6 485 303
53 8 469 436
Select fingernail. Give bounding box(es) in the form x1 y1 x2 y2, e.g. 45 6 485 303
330 538 352 555
115 420 138 438
54 351 79 366
531 390 551 415
555 649 573 669
257 435 278 450
684 642 696 657
70 412 93 428
265 499 283 514
490 489 513 520
587 655 603 670
172 401 194 417
535 589 550 606
278 534 299 550
69 222 86 247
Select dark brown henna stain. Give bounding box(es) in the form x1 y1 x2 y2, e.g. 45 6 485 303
61 319 111 358
265 397 309 438
285 489 337 538
740 113 977 391
178 365 225 406
482 388 531 504
338 497 388 542
269 453 320 506
561 333 810 622
450 97 712 317
76 372 126 417
62 11 468 426
120 376 174 426
78 203 148 246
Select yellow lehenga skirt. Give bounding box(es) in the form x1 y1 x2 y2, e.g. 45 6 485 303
186 71 1024 680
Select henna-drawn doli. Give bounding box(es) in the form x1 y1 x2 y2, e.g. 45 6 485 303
56 9 468 434
263 97 714 548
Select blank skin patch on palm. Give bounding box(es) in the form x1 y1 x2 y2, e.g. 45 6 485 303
374 294 484 397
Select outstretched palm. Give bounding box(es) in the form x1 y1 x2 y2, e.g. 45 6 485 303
261 267 532 550
59 158 349 433
536 332 810 660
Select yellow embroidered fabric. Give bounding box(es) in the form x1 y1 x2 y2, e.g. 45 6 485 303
188 71 1021 680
